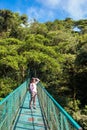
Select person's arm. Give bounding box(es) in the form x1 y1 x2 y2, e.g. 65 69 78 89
35 78 40 84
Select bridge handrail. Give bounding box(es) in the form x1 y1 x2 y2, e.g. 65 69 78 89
38 83 83 130
0 79 29 130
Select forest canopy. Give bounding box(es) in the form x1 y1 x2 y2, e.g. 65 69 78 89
0 9 87 129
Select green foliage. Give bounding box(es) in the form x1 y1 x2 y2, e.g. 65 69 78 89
76 44 87 66
0 78 17 98
29 22 48 36
75 19 87 34
0 9 28 39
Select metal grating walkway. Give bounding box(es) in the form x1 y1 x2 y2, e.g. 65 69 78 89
13 92 47 130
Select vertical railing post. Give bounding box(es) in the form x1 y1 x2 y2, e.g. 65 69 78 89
60 113 64 130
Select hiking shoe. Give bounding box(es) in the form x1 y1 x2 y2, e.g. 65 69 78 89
33 106 36 109
29 106 32 109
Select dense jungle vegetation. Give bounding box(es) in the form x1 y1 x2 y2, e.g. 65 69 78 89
0 9 87 129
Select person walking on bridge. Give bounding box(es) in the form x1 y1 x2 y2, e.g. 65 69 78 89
29 77 40 109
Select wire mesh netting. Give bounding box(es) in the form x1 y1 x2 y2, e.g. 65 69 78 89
0 80 29 130
37 83 82 130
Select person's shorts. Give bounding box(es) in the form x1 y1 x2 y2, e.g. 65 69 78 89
31 92 37 98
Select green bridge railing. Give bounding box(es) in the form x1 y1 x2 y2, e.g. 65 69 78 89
0 80 29 130
37 83 83 130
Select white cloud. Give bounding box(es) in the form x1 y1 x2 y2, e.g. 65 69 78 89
27 7 39 20
27 7 54 22
62 0 87 19
26 0 87 22
36 0 61 9
36 0 87 20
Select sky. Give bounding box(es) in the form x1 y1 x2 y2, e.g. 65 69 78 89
0 0 87 22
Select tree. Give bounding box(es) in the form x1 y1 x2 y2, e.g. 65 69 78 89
0 9 13 32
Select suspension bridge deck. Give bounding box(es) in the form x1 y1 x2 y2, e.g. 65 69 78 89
13 92 47 130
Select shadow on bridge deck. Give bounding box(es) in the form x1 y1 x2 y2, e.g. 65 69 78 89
13 92 47 130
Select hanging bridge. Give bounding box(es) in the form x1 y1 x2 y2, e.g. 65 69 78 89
0 79 83 130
